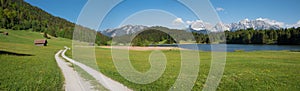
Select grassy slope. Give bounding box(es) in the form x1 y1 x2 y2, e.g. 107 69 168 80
94 48 300 90
0 29 71 90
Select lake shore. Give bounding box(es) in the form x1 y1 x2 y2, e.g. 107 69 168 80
99 46 182 51
99 44 300 52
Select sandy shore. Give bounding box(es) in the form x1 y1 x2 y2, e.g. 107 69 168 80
99 46 182 51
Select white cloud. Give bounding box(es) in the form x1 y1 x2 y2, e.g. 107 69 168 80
216 7 225 12
172 18 184 25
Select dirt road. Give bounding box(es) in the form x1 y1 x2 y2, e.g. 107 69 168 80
60 48 132 91
55 50 93 91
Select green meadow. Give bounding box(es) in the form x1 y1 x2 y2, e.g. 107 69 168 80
1 30 300 90
0 30 71 90
94 48 300 90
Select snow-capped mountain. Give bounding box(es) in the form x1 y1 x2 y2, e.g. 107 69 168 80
288 20 300 28
102 18 296 37
189 18 284 32
229 18 283 31
102 25 148 37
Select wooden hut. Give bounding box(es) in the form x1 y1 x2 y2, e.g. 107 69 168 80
3 32 8 35
34 39 48 46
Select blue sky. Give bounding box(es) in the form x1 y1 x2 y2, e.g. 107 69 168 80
25 0 300 31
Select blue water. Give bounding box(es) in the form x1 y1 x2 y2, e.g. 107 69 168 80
153 44 300 52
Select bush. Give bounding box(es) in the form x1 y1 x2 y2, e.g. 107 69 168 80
43 32 50 39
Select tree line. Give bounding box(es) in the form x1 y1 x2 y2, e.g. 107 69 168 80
131 29 176 46
121 27 300 46
201 27 300 45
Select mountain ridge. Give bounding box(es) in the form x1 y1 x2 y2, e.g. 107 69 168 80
102 18 299 37
189 18 286 32
101 25 149 37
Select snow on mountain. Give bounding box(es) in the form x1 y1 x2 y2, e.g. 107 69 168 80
295 21 300 28
102 25 148 37
229 18 283 31
188 18 284 32
213 22 230 32
102 18 295 37
188 21 229 33
289 20 300 28
187 20 213 31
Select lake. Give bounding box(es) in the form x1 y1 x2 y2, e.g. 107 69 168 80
152 44 300 52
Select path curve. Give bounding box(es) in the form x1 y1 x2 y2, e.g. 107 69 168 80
60 48 132 91
55 50 92 91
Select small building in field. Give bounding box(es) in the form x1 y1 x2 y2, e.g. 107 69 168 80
34 39 48 46
3 32 8 35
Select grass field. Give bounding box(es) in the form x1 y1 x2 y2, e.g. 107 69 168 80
93 47 300 90
1 29 300 90
0 29 71 90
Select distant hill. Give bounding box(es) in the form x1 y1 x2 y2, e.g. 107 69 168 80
111 26 196 45
0 0 110 45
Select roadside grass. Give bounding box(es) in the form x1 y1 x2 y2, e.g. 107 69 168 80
0 29 71 90
94 47 300 90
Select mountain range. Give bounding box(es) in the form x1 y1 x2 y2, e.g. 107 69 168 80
102 25 148 37
102 18 300 37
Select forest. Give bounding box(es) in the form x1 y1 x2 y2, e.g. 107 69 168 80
131 29 177 46
224 28 300 45
0 0 110 45
125 27 300 46
112 26 190 46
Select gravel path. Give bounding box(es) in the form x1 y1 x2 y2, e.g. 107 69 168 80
60 48 132 91
55 50 93 91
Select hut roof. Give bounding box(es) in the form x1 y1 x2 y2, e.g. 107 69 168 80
34 39 47 44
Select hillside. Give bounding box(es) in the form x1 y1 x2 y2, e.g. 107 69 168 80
0 0 110 45
0 29 71 90
111 26 194 45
